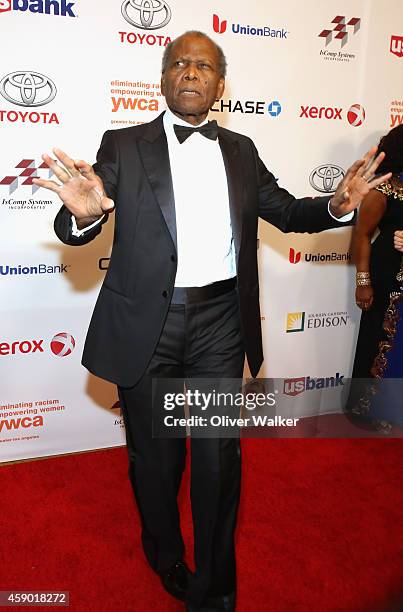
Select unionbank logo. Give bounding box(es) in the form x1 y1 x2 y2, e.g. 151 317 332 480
0 0 76 17
213 13 288 39
288 247 351 264
286 312 305 333
390 35 403 58
212 98 282 117
286 311 351 333
0 263 69 276
284 373 345 397
0 333 75 357
300 103 365 127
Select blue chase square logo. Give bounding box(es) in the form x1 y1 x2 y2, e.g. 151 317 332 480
268 100 282 117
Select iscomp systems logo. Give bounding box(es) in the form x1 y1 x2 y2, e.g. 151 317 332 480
299 103 365 127
211 98 282 117
0 159 53 194
0 0 76 17
309 164 345 193
213 13 288 39
119 0 172 46
318 16 360 63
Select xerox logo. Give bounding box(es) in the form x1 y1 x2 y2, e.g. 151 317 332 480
211 98 283 117
0 263 69 276
0 333 75 357
288 247 351 265
283 373 345 397
213 13 288 39
0 0 76 17
299 104 365 126
390 35 403 58
50 333 75 357
309 164 345 193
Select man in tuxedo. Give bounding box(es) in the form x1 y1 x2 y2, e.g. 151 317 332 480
33 31 389 612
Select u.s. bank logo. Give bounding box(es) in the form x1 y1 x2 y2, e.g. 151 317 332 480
121 0 171 30
0 71 56 107
286 312 305 333
309 164 345 193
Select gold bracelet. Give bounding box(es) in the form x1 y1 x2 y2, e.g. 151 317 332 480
356 278 372 286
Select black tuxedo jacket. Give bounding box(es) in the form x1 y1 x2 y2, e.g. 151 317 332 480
54 112 347 387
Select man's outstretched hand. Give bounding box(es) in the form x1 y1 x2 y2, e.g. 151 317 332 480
329 147 392 218
32 148 114 229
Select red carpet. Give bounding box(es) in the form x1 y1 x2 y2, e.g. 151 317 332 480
1 439 403 611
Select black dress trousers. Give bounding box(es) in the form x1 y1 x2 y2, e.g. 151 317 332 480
118 286 245 607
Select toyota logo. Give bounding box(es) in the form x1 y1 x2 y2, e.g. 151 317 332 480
309 164 345 193
0 71 57 107
121 0 171 30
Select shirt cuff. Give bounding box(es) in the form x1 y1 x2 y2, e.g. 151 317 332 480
71 215 105 237
327 200 354 223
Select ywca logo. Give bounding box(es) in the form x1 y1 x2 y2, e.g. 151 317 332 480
0 159 53 194
390 35 403 58
309 164 345 193
0 71 56 107
121 0 171 30
0 0 76 17
319 16 361 47
50 332 75 357
213 14 227 34
286 312 305 333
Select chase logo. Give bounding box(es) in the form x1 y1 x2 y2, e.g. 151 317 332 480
268 101 281 116
0 0 76 17
286 312 305 333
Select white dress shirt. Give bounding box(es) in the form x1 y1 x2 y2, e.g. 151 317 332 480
71 112 353 284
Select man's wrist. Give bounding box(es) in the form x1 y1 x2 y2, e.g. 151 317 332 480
75 214 103 230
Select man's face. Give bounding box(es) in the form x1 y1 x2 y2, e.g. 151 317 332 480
161 34 225 125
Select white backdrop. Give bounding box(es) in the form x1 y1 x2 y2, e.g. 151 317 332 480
1 0 402 461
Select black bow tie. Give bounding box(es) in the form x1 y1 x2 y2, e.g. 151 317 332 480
173 120 218 144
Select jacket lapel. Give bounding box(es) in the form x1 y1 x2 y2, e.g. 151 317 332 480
218 130 244 265
138 113 177 251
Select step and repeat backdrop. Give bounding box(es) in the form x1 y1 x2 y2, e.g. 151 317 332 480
1 0 402 461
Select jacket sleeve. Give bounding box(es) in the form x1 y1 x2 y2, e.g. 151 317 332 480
53 130 119 246
253 142 355 233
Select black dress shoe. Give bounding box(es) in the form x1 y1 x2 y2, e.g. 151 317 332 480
160 561 191 601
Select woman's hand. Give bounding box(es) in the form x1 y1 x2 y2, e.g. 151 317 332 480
355 285 374 310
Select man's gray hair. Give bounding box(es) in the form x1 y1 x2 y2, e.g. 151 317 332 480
161 31 227 77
